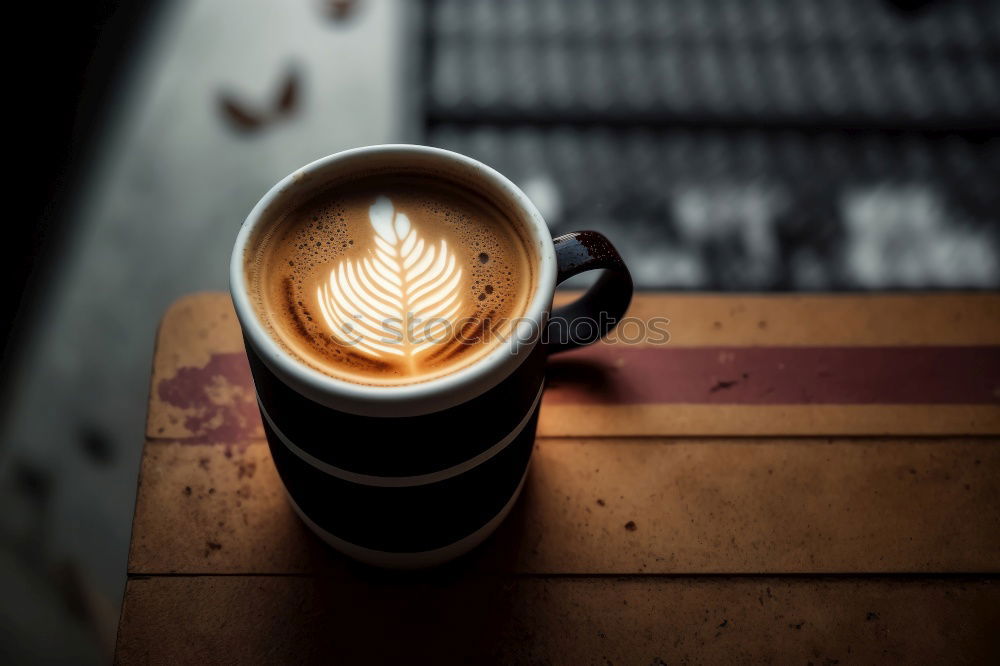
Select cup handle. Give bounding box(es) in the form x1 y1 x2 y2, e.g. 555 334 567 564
546 231 634 354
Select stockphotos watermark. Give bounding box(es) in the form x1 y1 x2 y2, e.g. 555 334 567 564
330 312 670 350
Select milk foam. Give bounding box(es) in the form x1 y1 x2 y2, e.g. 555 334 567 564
246 174 535 385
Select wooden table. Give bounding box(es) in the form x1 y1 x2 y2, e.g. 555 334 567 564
116 292 1000 664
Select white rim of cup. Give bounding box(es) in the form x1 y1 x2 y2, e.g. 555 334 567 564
230 145 557 418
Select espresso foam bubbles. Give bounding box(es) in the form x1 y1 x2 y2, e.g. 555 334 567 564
245 174 537 386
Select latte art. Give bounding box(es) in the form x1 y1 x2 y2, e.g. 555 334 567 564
317 196 465 366
246 174 536 386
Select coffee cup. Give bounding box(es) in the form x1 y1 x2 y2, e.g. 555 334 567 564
230 145 632 568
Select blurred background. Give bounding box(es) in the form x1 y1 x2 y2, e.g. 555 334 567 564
0 0 997 662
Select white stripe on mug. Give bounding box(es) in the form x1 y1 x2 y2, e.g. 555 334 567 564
258 383 543 488
283 466 529 568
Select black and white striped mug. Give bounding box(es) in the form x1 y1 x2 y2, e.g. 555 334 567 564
230 145 632 568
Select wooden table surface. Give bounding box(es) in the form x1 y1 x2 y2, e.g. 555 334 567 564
116 292 1000 664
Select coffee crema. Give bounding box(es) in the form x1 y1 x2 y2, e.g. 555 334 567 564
246 174 536 386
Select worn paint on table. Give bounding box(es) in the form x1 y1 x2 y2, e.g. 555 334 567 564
119 292 1000 663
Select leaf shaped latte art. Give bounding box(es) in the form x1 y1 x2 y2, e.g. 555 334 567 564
316 196 464 366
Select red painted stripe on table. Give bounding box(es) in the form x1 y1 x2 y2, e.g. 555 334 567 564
157 353 262 442
543 346 1000 405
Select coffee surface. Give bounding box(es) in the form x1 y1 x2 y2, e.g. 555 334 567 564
246 174 535 385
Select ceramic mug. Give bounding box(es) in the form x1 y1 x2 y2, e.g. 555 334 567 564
230 145 632 568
